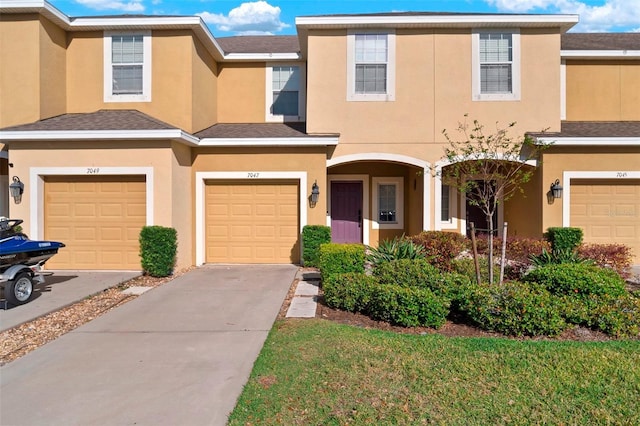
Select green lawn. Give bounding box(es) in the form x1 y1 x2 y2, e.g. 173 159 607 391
229 319 640 425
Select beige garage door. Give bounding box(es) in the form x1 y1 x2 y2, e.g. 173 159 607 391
206 179 300 264
44 175 146 270
570 179 640 262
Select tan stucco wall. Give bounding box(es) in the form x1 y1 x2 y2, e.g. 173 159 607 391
39 15 67 121
307 28 562 166
191 35 218 132
216 63 266 123
565 60 640 121
540 146 640 233
503 169 542 238
7 141 193 269
66 30 217 133
0 15 58 128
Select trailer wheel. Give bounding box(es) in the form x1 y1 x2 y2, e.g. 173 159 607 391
5 272 34 305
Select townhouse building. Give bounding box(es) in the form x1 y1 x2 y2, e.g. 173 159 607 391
0 1 638 270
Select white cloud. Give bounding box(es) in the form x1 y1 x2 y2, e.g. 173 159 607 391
485 0 640 32
198 1 289 35
75 0 145 12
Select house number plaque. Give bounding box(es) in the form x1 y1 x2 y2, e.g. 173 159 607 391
247 172 260 178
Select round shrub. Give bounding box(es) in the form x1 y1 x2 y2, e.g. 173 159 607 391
139 226 177 277
591 295 640 338
322 273 376 313
462 281 569 337
367 284 450 328
523 263 627 298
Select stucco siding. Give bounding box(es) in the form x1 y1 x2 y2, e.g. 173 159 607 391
39 15 67 121
0 15 41 127
216 63 266 123
565 60 640 121
191 35 218 132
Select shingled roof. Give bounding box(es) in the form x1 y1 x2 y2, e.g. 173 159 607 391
561 33 640 50
196 122 311 138
1 110 176 131
216 36 300 54
529 121 640 139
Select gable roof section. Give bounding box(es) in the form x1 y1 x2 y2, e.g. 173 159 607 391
561 33 640 59
0 112 339 147
0 110 199 145
196 123 339 146
529 121 640 145
217 36 300 54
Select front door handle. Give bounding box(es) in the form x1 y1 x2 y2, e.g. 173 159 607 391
358 209 362 227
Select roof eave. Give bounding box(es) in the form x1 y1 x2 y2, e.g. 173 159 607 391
561 50 640 59
198 137 339 147
296 14 579 32
535 137 640 146
0 130 200 146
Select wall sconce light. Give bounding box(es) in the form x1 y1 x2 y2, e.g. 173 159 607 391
550 179 563 200
9 176 24 204
309 180 320 207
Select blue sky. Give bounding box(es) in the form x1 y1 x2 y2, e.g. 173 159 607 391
49 0 640 36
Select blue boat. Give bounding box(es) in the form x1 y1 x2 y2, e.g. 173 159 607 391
0 219 65 305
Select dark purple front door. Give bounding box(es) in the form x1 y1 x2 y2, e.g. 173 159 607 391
331 181 363 243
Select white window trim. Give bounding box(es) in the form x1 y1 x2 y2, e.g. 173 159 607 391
561 171 640 227
104 30 152 103
327 175 370 245
346 29 396 102
265 63 306 122
195 171 307 266
435 180 458 230
29 167 154 243
372 177 404 230
471 29 520 102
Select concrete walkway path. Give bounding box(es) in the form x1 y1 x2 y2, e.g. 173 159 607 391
0 264 297 426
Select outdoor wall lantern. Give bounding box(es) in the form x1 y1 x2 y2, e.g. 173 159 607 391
9 176 24 204
550 179 563 200
309 180 320 207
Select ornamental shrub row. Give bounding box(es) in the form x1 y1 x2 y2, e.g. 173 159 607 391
302 225 331 267
322 271 450 328
318 243 365 281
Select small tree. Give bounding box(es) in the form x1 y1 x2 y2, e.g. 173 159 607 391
440 116 545 283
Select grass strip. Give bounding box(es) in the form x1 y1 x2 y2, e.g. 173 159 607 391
229 319 640 425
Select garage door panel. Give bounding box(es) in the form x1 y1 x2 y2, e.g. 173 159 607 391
571 179 640 262
45 176 145 270
205 180 299 264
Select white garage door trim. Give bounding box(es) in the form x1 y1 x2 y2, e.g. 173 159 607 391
29 167 154 241
195 171 307 266
562 170 640 226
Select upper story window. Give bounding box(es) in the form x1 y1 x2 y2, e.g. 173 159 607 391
347 30 396 102
266 64 305 122
472 29 520 101
104 31 151 102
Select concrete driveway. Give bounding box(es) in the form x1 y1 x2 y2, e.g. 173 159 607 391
1 271 140 332
0 264 297 426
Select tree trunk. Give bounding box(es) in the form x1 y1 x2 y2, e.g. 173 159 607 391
487 214 494 284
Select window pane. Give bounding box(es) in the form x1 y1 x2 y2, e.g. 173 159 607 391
441 185 450 221
355 34 387 63
112 65 143 94
378 184 396 223
481 64 512 93
480 33 512 62
112 35 143 64
355 64 386 94
271 66 300 116
272 91 299 116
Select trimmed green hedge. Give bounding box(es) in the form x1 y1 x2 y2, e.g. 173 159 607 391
545 227 583 253
523 263 626 298
318 243 365 281
322 271 450 328
302 225 331 267
139 226 177 277
462 281 569 337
